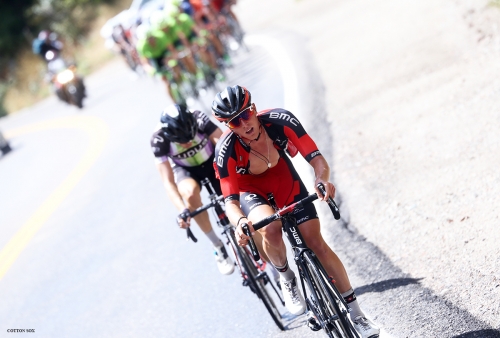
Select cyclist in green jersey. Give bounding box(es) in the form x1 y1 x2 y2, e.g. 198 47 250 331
135 23 179 100
150 9 199 76
175 10 226 69
152 7 225 72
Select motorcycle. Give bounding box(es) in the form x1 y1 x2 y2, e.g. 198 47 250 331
45 51 86 109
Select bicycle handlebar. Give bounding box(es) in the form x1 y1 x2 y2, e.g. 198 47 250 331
181 194 224 243
187 195 224 218
252 183 341 232
316 183 341 220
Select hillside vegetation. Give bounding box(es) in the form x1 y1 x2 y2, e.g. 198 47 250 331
0 0 130 115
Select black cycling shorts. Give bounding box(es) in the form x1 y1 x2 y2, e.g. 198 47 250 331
173 158 222 196
240 191 318 226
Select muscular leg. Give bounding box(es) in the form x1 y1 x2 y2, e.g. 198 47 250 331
177 178 213 233
250 231 271 263
300 219 352 293
247 204 287 267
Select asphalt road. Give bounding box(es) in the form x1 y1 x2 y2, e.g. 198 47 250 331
0 40 333 338
2 2 500 337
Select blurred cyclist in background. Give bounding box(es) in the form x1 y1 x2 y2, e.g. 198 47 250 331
150 104 234 275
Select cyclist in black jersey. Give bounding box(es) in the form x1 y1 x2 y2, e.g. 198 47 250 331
150 104 234 275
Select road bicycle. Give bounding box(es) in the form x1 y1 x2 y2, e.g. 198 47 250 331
182 178 285 330
244 183 361 338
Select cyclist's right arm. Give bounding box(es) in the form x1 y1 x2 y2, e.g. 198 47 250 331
156 161 185 210
224 199 254 246
156 160 191 228
214 131 254 244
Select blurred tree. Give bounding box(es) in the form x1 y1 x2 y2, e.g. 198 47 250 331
0 0 118 115
0 0 38 58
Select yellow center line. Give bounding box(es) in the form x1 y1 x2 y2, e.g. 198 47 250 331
0 115 109 280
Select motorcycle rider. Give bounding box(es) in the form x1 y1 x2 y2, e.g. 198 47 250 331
150 104 234 275
32 30 63 62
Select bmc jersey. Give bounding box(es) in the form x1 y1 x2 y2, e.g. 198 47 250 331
150 110 218 167
214 109 322 204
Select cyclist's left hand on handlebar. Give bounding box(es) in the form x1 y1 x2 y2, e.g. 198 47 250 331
177 208 191 229
236 221 254 247
315 180 336 201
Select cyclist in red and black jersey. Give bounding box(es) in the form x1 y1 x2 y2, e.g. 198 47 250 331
212 86 380 338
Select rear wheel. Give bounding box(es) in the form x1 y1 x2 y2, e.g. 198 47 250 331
228 230 284 330
302 251 358 338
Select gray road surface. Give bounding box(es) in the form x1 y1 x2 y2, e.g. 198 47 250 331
2 0 500 337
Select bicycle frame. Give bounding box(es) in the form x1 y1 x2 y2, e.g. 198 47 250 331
185 178 285 330
281 213 353 328
250 184 358 337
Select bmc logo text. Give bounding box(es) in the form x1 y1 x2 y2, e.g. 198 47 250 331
217 137 232 167
310 150 321 158
290 227 302 245
269 112 299 126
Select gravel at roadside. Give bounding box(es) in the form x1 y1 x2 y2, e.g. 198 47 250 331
236 0 500 334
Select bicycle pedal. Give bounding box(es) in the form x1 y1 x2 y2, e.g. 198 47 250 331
307 317 321 332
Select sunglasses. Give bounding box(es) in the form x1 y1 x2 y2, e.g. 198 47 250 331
226 105 255 129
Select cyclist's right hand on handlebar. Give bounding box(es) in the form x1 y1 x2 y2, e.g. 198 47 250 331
236 221 254 247
177 208 191 229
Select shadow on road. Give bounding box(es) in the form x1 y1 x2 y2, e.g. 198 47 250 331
281 311 307 330
355 277 424 296
453 329 500 338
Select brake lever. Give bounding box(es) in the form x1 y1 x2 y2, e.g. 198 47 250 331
316 183 341 220
242 223 260 261
186 227 198 243
180 210 198 243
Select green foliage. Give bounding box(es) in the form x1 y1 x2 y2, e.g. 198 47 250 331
0 0 118 114
28 0 117 44
0 0 38 59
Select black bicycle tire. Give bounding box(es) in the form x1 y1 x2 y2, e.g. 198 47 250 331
228 230 285 331
301 258 337 338
317 265 360 337
302 251 357 338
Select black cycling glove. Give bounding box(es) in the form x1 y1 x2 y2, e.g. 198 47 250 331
178 208 191 223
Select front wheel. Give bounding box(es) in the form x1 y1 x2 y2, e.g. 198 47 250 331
228 229 284 330
301 251 358 338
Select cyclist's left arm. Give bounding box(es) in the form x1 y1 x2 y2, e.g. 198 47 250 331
309 155 335 201
281 111 335 200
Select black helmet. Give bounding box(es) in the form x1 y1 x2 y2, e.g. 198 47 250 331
212 85 251 122
160 104 198 143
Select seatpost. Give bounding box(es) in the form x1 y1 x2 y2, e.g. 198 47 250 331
201 178 215 197
201 178 230 226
